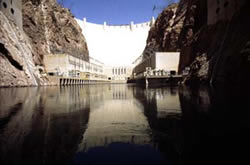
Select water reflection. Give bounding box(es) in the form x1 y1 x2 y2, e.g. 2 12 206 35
179 86 250 164
0 85 249 165
0 87 90 165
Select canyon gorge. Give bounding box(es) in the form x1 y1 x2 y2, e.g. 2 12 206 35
0 1 250 164
0 0 249 87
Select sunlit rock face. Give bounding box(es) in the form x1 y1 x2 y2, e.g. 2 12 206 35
76 19 152 66
22 0 89 65
143 2 186 59
0 0 90 87
0 12 46 87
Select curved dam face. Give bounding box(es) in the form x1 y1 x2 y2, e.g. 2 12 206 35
76 18 154 66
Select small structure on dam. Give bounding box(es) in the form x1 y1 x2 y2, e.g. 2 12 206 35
104 66 133 83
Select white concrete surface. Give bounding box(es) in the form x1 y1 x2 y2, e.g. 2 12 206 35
132 52 180 75
155 52 180 71
76 18 153 66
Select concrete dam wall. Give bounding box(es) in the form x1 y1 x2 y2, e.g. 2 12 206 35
76 18 155 66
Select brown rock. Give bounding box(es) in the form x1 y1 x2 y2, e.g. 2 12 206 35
0 0 89 87
22 0 89 66
0 12 47 87
143 0 188 60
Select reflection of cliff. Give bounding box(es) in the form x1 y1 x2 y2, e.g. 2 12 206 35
132 86 183 164
0 87 90 165
0 88 40 163
179 86 250 164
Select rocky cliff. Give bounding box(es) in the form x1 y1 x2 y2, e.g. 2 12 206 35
143 1 188 59
22 0 89 65
0 0 89 87
145 0 250 86
181 0 250 86
0 11 44 87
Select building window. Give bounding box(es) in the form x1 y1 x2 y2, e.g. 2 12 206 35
3 2 7 8
10 8 14 14
121 68 123 75
124 68 126 74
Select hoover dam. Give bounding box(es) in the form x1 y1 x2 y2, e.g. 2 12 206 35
76 18 155 66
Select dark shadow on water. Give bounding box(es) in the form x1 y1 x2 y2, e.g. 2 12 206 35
0 103 22 132
179 85 250 165
73 142 170 165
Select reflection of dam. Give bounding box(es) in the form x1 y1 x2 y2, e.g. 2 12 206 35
78 85 151 152
0 87 90 165
132 86 181 119
147 88 181 118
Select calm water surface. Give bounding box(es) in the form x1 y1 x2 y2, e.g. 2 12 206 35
0 84 249 165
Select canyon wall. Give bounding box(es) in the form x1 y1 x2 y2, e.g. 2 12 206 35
146 0 250 86
143 1 187 59
22 0 89 65
0 0 89 87
179 0 249 86
0 11 43 87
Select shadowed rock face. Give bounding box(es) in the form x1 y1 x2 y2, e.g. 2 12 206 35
22 0 89 65
178 0 250 86
146 0 250 86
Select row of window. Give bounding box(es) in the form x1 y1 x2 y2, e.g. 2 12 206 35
68 59 103 73
112 68 127 75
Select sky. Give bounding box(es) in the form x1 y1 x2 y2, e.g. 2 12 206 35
59 0 179 25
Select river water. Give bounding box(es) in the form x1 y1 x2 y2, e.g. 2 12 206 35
0 84 249 165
